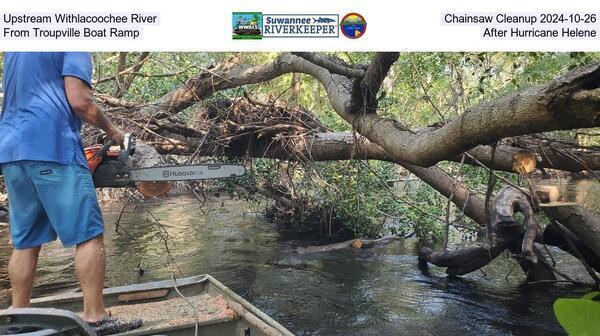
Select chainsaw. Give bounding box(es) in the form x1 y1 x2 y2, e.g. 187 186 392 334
85 134 245 197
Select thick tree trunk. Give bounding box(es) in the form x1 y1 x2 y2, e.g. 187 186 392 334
154 130 488 225
543 205 600 260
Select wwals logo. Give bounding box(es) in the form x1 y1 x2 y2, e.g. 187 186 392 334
232 12 263 39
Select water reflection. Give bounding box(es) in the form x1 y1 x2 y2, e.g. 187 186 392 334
0 197 585 335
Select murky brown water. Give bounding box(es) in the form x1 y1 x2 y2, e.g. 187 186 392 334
0 196 591 335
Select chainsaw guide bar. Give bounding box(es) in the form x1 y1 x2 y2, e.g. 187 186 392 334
130 164 246 182
86 135 245 197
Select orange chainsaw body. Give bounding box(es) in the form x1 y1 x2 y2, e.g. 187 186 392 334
84 139 172 197
85 144 121 174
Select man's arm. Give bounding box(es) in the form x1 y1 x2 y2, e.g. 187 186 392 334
64 76 125 146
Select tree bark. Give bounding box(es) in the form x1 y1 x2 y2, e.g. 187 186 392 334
543 205 600 260
419 186 557 281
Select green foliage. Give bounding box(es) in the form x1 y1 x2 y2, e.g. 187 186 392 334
307 160 406 238
92 52 213 102
553 291 600 335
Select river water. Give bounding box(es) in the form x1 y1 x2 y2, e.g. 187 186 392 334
0 196 590 335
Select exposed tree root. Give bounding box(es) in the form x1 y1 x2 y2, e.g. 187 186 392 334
419 186 560 282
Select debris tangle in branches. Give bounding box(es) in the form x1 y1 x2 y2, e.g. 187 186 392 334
97 95 330 162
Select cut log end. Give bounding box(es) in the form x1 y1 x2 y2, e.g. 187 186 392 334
351 239 363 249
512 151 537 175
137 181 174 197
534 185 560 203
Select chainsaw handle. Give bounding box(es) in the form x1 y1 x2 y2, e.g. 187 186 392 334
90 139 116 161
118 133 136 161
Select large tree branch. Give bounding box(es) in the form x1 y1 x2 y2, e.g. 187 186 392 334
139 53 600 168
348 52 399 114
291 52 365 78
138 55 292 118
153 128 487 225
333 64 600 167
113 52 150 98
460 138 600 172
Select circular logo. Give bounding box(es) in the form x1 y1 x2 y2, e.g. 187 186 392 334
162 170 170 178
341 13 367 39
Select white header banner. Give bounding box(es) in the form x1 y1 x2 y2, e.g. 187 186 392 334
0 0 599 51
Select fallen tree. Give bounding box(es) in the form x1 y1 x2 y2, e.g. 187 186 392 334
6 52 599 282
131 96 600 229
97 53 600 232
131 53 600 167
128 97 490 226
419 186 600 284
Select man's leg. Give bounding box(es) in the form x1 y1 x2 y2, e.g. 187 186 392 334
35 162 142 332
75 235 107 322
8 246 41 307
2 162 56 308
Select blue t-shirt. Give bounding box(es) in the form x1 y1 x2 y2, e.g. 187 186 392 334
0 52 92 168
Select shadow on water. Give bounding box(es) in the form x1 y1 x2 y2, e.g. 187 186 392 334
0 196 586 335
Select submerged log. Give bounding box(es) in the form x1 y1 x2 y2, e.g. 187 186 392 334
297 236 400 255
419 186 556 281
418 242 511 277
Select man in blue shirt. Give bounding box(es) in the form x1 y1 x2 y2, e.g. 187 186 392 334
0 52 141 335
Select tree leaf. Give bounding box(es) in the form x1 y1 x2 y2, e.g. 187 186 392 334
581 291 600 301
553 296 600 335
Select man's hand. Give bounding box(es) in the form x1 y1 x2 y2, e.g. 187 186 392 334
107 127 126 147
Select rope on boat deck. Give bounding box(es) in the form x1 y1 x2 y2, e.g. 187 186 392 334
171 273 199 336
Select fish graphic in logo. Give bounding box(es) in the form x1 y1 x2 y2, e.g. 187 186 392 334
341 13 367 39
313 17 336 24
